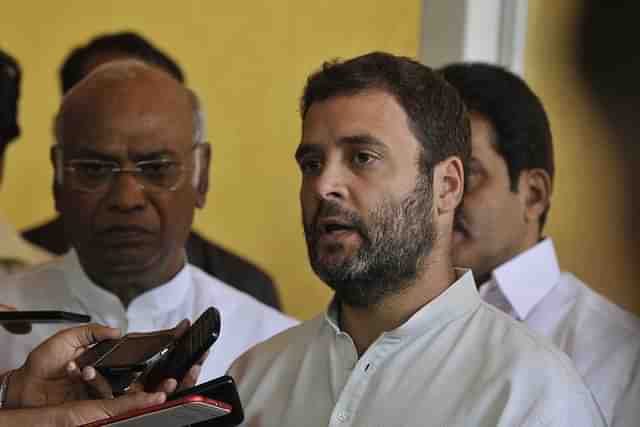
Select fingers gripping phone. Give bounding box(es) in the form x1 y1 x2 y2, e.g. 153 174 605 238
74 330 177 394
75 307 221 394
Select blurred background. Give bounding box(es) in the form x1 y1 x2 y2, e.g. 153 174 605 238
1 0 637 319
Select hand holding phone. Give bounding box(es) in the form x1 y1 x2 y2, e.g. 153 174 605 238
74 307 221 395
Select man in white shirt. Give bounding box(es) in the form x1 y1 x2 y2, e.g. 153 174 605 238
228 52 605 427
0 60 296 383
0 49 52 280
441 62 640 426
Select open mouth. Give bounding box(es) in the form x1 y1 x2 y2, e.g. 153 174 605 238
313 219 362 245
322 222 354 234
317 217 357 234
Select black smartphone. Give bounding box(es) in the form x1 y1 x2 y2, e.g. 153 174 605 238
168 375 244 427
144 307 221 392
74 330 178 395
76 331 177 371
0 310 90 324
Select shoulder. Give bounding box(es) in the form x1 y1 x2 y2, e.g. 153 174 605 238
186 233 274 286
230 315 323 369
1 256 69 298
187 264 297 329
474 300 587 381
185 237 282 309
561 272 640 338
472 302 604 422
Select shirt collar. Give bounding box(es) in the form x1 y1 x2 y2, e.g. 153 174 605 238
489 238 560 320
325 268 481 338
63 249 191 325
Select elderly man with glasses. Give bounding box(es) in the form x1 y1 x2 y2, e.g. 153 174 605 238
0 60 296 383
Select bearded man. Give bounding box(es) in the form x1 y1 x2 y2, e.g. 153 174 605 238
227 52 605 427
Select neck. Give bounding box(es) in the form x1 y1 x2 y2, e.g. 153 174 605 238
340 251 457 357
82 256 185 307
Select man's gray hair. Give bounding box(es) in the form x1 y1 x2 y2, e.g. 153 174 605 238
189 90 207 145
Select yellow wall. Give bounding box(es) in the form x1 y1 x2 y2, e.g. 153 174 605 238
5 1 636 320
525 0 640 314
0 1 421 319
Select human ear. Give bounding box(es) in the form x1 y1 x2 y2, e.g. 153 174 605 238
194 143 211 209
50 146 63 213
519 168 552 224
434 156 465 216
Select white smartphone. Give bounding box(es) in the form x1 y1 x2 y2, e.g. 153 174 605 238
80 395 231 427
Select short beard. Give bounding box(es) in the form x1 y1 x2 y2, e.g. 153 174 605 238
304 175 436 308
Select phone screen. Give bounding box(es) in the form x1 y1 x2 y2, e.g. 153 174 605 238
100 333 175 367
75 331 175 371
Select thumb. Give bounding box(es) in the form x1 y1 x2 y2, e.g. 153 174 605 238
70 323 122 349
100 392 167 417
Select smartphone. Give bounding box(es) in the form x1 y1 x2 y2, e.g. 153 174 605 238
144 307 221 392
79 395 231 427
168 375 244 427
76 331 177 371
0 310 90 324
74 330 177 395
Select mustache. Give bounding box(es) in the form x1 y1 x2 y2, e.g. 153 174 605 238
306 200 368 240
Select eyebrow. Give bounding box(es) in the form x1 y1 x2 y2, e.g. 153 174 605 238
295 133 387 161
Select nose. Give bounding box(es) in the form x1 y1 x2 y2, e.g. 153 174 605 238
106 171 147 212
305 162 349 202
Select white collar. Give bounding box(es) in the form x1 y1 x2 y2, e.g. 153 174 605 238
63 249 191 323
487 238 561 320
325 268 480 339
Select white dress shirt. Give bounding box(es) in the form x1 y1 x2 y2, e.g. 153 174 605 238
480 238 640 427
0 250 297 383
229 270 605 427
0 215 51 278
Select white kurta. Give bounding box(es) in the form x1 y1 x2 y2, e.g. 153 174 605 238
229 270 605 427
0 250 297 383
480 238 640 427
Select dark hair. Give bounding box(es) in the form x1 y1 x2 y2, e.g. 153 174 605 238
439 62 554 228
0 49 20 152
578 0 640 149
60 31 184 94
301 51 470 177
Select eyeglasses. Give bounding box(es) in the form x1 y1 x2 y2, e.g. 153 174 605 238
54 143 206 193
63 158 191 193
